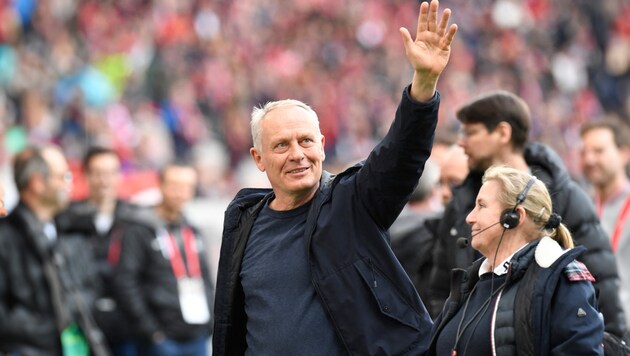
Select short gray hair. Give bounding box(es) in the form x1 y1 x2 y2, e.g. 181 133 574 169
251 99 321 151
13 146 50 192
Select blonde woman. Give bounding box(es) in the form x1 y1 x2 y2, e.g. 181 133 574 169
427 165 604 355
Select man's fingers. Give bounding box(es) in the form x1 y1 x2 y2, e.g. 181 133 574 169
427 0 439 33
443 24 458 48
417 1 429 34
413 0 457 50
437 8 451 37
399 27 413 49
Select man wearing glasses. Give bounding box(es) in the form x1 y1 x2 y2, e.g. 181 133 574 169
0 145 109 355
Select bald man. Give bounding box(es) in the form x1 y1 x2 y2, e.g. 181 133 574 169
438 145 469 205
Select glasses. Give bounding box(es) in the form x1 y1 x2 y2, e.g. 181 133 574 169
458 123 492 140
50 171 73 183
458 128 481 139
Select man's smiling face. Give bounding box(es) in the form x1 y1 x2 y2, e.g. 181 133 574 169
250 105 326 209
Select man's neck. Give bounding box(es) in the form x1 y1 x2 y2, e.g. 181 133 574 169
21 196 54 222
494 151 529 173
270 187 318 211
90 197 117 215
597 175 630 203
155 205 182 224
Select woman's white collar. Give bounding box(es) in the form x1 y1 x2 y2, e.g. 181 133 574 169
535 236 569 268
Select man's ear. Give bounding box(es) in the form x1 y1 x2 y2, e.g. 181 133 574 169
250 147 265 172
30 173 46 195
620 146 630 166
320 135 326 161
496 122 513 146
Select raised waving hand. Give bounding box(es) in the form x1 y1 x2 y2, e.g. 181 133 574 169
400 0 458 102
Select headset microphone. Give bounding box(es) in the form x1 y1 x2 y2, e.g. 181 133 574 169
456 221 502 248
456 237 469 248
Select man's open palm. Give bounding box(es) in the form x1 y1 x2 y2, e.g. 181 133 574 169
400 0 457 80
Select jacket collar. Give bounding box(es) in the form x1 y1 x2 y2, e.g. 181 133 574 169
534 236 569 268
479 243 529 277
506 236 584 280
10 202 53 258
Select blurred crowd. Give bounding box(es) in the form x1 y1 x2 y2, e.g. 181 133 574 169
1 0 630 353
1 0 629 206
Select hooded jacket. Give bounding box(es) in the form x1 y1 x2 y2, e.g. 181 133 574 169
428 142 627 338
213 87 438 355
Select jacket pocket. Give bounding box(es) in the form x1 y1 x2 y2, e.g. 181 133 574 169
354 257 422 330
316 257 428 355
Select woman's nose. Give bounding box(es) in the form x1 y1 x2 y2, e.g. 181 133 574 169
465 210 475 225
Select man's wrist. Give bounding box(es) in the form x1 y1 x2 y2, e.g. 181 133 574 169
410 72 439 103
406 85 439 106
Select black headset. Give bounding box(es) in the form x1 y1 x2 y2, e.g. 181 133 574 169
499 176 537 229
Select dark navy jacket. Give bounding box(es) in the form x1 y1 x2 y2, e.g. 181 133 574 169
213 87 438 355
428 237 604 356
0 203 104 355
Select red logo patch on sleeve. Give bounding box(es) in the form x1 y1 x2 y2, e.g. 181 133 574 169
563 260 596 282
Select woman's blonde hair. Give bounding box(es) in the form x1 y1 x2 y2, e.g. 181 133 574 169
482 165 574 249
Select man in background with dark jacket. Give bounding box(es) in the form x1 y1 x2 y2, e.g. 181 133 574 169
428 90 628 339
0 145 109 355
56 146 139 355
113 162 214 356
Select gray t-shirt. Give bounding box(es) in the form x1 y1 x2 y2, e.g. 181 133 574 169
598 187 630 328
240 200 345 355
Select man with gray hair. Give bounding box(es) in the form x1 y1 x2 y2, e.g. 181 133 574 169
213 1 458 354
0 145 109 355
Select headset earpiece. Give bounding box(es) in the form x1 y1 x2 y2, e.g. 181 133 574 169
500 176 537 230
500 208 520 229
